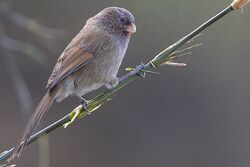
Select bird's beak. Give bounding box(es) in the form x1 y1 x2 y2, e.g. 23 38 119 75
126 22 136 33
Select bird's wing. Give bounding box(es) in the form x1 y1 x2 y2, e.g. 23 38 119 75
46 48 94 90
46 29 112 90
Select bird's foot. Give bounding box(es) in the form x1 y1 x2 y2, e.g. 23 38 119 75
63 97 91 128
80 97 91 114
134 62 146 78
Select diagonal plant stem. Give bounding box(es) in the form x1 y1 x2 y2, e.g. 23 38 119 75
0 0 248 164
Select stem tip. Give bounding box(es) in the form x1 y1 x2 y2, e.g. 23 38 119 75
231 0 250 9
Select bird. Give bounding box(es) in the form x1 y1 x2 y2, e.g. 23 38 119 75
8 7 136 163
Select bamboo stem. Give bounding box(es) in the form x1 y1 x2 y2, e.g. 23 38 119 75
0 1 245 165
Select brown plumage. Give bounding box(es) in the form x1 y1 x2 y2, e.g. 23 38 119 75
8 7 136 163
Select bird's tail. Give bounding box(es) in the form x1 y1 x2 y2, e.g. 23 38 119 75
8 91 55 163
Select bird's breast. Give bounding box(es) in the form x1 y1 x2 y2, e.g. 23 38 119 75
92 41 127 79
72 40 127 96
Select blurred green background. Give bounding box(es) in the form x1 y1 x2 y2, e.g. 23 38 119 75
1 0 250 166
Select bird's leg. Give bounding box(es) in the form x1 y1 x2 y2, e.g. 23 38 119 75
79 96 91 114
134 62 146 78
63 96 91 128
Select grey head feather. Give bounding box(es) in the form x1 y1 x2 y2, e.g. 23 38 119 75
87 7 136 39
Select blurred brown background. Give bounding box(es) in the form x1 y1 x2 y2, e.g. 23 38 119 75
1 0 250 167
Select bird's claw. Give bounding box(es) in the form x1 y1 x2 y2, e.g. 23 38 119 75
63 98 92 128
135 62 146 78
80 98 91 115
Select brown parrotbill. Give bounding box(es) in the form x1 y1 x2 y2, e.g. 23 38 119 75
9 7 136 162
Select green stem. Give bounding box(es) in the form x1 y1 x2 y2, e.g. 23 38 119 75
0 5 234 165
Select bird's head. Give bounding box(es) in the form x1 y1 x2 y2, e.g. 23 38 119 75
91 7 136 37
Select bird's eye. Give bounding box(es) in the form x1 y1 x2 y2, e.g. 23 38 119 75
119 18 125 23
